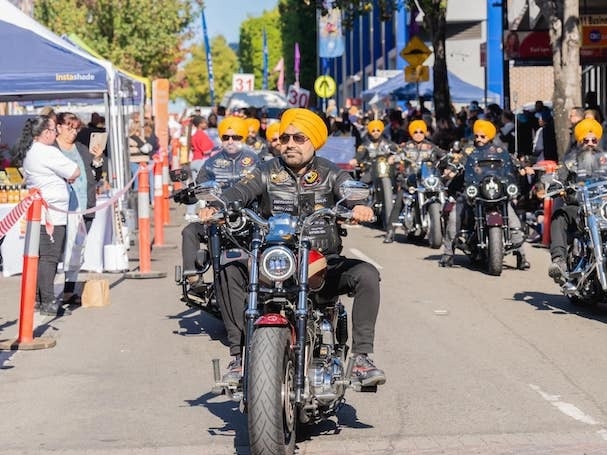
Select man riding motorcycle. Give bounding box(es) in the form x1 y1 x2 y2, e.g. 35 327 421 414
384 119 446 243
349 119 398 184
439 119 530 270
180 116 260 293
198 108 386 388
548 118 606 284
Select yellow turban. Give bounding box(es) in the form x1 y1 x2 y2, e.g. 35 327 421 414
265 122 280 140
279 108 328 150
367 120 384 133
473 119 497 140
218 116 247 139
245 117 260 133
575 118 603 143
408 119 427 137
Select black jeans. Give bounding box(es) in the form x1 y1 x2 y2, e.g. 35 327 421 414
216 255 381 357
549 204 579 260
38 225 66 304
181 222 208 271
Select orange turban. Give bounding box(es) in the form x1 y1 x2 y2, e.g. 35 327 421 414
575 118 603 143
245 117 260 133
367 120 384 133
265 122 280 140
473 119 497 140
279 108 328 150
408 119 427 137
218 116 247 139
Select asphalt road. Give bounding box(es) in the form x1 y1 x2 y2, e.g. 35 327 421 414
3 211 607 455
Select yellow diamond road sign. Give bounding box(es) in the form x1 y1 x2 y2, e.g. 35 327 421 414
405 65 430 83
400 36 432 67
314 75 336 99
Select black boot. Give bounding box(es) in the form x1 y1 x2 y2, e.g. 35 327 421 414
515 251 530 270
383 228 395 244
439 254 453 267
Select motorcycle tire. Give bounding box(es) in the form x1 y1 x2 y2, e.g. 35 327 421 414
248 326 296 455
487 226 504 276
380 177 393 230
427 203 442 249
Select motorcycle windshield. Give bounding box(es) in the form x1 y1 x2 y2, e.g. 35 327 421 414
464 158 515 186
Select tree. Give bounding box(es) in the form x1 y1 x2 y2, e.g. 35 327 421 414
172 35 239 106
34 0 200 79
278 0 317 100
239 9 284 91
535 0 581 160
302 0 452 122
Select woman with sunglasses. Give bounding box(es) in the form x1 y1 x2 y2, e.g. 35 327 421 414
548 118 606 284
181 116 260 295
17 115 81 316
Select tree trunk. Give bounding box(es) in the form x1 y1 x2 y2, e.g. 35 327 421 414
536 0 581 161
425 0 452 124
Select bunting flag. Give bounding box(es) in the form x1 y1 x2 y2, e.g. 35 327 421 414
273 57 285 94
262 28 269 90
294 42 301 86
317 0 344 58
201 8 215 105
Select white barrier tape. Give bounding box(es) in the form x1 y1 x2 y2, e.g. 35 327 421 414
46 163 152 216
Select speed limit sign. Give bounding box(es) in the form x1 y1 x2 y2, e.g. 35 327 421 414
287 85 310 108
232 73 255 92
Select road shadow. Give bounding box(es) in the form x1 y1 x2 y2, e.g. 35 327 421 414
512 290 607 322
167 306 228 345
185 391 249 454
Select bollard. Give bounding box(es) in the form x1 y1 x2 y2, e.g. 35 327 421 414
151 155 176 249
161 150 171 226
124 163 167 279
0 190 56 350
536 160 557 247
171 138 183 191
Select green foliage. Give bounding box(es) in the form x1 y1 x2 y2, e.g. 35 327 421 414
278 0 317 98
172 36 239 106
34 0 200 79
239 9 283 90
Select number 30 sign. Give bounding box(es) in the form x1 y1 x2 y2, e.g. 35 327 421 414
287 85 310 108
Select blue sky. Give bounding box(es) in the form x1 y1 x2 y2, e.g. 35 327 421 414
203 0 279 44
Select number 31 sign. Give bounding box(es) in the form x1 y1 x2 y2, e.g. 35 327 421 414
287 85 310 108
232 74 255 92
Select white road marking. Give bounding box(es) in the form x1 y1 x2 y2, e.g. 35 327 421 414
349 248 383 270
529 384 604 430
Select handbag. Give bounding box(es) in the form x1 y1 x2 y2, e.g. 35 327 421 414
81 278 111 308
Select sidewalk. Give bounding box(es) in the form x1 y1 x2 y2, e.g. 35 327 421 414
0 204 233 454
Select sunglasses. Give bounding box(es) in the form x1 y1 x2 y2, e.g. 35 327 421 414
412 130 425 134
270 137 280 143
583 137 598 145
279 133 309 145
474 134 487 139
370 129 382 133
221 134 243 142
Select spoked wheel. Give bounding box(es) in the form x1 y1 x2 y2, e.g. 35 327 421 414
248 326 296 455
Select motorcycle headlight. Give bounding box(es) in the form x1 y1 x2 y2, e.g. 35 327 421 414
465 185 478 198
480 177 502 200
377 159 389 175
506 183 519 198
260 246 296 282
423 176 439 190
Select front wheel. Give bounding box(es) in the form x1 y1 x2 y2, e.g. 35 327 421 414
380 177 394 230
487 226 504 276
248 327 296 455
427 203 442 249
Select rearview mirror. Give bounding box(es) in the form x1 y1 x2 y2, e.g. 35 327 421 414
169 167 190 182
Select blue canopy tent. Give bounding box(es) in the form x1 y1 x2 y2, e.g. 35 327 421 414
362 69 500 105
0 0 136 192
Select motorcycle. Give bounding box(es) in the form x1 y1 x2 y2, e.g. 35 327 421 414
196 179 374 455
169 168 250 319
545 170 607 305
395 159 446 248
358 145 396 229
454 156 521 276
